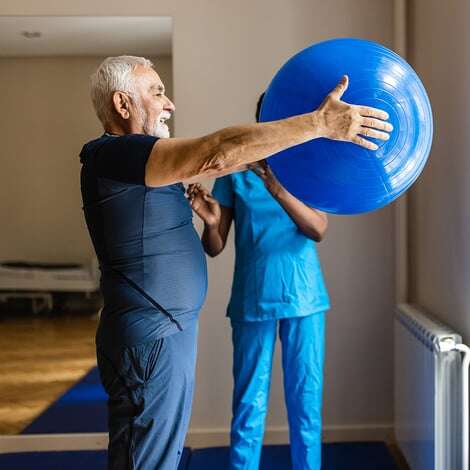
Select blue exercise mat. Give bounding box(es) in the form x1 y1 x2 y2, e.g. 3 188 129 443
22 367 108 434
0 448 191 470
188 443 398 470
19 369 398 469
0 450 107 470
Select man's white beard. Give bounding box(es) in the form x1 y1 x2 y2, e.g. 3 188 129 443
140 109 171 138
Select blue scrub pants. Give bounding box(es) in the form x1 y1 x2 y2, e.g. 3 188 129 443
96 321 198 470
230 313 326 470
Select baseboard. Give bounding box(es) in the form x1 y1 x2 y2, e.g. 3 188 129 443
0 424 394 453
186 423 395 448
0 433 108 453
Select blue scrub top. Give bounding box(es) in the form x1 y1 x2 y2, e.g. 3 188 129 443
212 170 330 321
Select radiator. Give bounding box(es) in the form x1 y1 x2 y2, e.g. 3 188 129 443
395 304 470 470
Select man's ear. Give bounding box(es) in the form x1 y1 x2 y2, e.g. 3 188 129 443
112 91 131 120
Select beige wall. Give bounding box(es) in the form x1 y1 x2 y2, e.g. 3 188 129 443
176 0 396 439
0 55 173 264
0 0 395 442
408 1 470 335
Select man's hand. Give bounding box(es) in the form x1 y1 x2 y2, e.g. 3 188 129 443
248 160 283 197
314 75 393 150
187 183 221 228
145 76 394 187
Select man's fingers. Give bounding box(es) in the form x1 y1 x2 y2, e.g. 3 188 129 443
352 135 379 151
329 75 349 100
361 117 393 132
359 127 390 141
358 105 389 121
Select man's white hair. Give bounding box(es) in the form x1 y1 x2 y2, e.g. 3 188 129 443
90 55 154 127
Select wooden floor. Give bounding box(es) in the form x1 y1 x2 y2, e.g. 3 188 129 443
0 311 410 469
0 312 98 434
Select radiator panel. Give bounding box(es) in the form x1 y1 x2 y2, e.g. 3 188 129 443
395 304 462 470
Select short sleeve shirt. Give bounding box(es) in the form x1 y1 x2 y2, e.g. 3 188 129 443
80 133 207 346
212 170 330 321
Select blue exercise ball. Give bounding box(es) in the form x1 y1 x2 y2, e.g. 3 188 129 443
260 38 433 214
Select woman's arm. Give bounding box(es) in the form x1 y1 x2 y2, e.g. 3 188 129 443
250 161 328 242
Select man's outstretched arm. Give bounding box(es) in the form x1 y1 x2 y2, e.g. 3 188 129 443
145 76 393 187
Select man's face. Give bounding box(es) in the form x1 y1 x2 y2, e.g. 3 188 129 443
131 65 175 138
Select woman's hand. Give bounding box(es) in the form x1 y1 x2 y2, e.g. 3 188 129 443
248 160 284 197
187 183 221 228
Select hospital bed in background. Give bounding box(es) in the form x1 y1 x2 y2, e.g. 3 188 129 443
0 259 100 314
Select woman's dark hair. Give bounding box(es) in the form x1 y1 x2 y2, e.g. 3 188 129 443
255 92 265 123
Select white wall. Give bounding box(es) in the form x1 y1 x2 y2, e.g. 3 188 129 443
0 0 395 442
408 2 470 336
0 55 173 264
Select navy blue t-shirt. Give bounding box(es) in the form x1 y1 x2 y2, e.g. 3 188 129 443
80 133 207 347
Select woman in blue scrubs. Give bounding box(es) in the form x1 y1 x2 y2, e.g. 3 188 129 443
187 96 330 470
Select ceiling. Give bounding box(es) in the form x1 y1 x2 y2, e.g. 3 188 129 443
0 16 172 57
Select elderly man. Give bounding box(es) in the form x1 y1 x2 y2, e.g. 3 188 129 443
80 55 392 470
